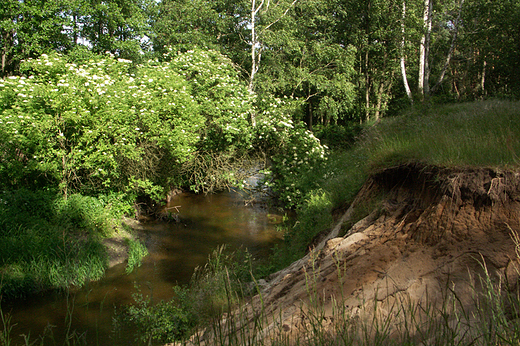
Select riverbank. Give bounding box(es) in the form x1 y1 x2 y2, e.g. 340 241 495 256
173 100 520 345
1 100 519 345
186 163 520 345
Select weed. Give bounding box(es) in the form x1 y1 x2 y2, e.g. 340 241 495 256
125 238 148 274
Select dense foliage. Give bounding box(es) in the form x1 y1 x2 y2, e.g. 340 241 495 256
0 50 247 199
3 0 520 123
0 47 329 206
1 0 519 338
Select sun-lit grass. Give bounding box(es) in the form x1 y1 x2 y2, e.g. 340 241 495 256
162 235 520 346
125 238 149 274
0 190 110 297
363 100 520 169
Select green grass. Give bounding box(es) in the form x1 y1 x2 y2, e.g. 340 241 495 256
0 190 112 297
362 100 520 169
170 241 520 346
4 244 520 345
125 238 149 274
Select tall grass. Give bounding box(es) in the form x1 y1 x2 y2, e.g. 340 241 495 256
2 232 519 345
0 190 112 297
362 100 520 169
112 245 255 344
177 242 520 346
125 238 149 274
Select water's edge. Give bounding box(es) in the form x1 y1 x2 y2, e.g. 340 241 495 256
2 190 286 345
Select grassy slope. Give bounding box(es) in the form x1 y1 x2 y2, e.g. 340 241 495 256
272 100 520 271
363 100 520 169
197 99 520 346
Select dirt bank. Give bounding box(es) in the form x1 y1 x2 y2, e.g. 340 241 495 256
184 164 520 345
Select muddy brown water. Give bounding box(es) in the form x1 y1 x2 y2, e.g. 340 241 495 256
2 190 286 345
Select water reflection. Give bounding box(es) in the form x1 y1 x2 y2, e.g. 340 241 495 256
2 190 285 345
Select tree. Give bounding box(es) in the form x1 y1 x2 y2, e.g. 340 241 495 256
417 0 432 99
247 0 300 93
453 0 520 98
152 0 249 68
254 0 357 128
400 0 413 104
80 0 154 61
333 0 405 122
0 0 70 77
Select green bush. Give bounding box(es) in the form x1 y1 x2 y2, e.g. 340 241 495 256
54 194 111 235
315 123 363 149
0 49 259 201
116 285 197 344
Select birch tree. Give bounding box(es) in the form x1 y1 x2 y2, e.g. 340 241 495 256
418 0 432 99
248 0 300 93
400 0 413 104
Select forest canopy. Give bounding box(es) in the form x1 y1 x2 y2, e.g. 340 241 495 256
1 0 519 203
2 0 519 123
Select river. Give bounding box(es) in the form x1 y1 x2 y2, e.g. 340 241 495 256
1 190 286 345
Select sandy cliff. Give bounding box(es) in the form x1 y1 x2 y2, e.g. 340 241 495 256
184 164 520 345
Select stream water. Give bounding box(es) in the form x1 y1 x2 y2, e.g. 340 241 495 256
2 190 286 345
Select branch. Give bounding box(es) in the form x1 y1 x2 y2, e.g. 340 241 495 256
260 0 299 35
290 60 336 97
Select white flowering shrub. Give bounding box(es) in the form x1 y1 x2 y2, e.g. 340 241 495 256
0 50 253 200
166 48 255 152
0 49 329 207
253 96 329 207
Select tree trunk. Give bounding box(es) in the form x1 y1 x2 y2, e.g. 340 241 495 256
73 13 78 45
374 72 394 121
481 59 487 95
374 81 384 121
365 51 371 122
1 29 15 77
418 0 432 99
400 0 413 104
307 98 313 131
249 0 259 92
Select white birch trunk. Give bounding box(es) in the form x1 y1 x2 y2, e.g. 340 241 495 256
418 0 432 99
249 0 264 93
249 0 298 94
400 0 413 104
